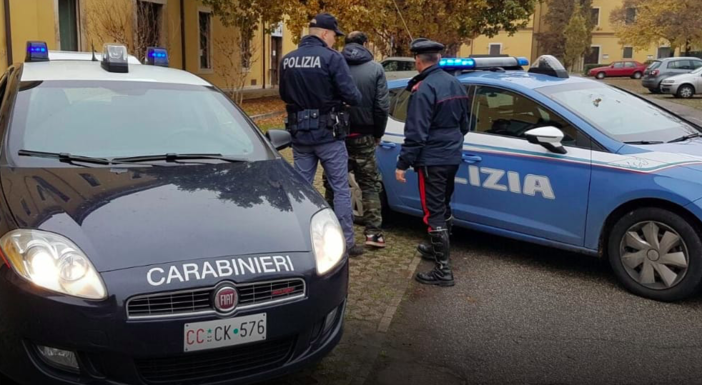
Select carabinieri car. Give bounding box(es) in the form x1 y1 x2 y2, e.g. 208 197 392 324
375 55 702 302
0 42 348 384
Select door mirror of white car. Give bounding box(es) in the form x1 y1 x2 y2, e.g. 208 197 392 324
525 126 567 154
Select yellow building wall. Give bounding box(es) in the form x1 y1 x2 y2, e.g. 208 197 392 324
460 30 535 60
5 0 57 68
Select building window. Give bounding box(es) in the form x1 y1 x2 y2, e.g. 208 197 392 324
137 0 164 58
625 8 637 24
198 11 212 70
241 33 253 69
489 43 502 56
591 8 600 26
623 47 633 59
58 0 79 51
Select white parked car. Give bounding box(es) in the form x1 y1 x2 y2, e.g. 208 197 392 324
661 66 702 98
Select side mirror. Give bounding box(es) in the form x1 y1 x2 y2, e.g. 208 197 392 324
265 129 292 151
525 126 567 154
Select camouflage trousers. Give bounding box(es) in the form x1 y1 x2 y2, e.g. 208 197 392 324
323 135 383 236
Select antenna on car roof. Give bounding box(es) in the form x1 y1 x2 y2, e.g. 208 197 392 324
91 41 97 62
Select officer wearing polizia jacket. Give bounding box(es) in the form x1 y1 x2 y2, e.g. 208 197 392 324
279 13 364 256
395 38 470 287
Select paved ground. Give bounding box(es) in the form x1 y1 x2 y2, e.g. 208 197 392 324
602 77 702 113
365 227 702 385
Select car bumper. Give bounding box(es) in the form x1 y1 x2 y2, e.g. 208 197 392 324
0 259 349 385
642 77 660 88
660 83 680 94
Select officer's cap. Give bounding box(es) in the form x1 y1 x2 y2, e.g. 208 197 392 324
410 38 445 55
309 13 345 37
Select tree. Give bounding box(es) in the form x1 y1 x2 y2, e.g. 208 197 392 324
82 0 178 62
213 26 261 104
563 2 590 70
203 0 538 57
538 0 594 63
611 0 702 56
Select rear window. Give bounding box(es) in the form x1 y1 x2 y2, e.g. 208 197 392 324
8 81 270 162
647 61 662 70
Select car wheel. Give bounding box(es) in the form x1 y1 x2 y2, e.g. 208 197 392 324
596 72 606 79
632 72 642 79
380 184 399 227
608 207 702 301
677 84 695 99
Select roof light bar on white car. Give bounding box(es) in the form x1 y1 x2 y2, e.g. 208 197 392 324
25 41 49 63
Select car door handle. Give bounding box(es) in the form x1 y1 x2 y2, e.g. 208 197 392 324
380 141 397 149
462 154 482 164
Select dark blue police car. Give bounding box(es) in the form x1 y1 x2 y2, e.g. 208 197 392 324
0 42 348 384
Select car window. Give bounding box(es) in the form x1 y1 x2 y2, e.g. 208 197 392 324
670 60 693 70
647 61 662 70
399 61 415 71
9 80 270 161
383 61 399 71
613 62 624 68
388 88 410 121
472 86 581 147
540 82 699 143
693 61 702 69
624 62 636 68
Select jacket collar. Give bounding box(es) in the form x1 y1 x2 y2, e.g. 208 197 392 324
300 35 328 48
406 64 441 91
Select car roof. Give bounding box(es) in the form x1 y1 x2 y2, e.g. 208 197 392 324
383 57 414 62
387 69 594 90
19 50 210 86
657 57 702 62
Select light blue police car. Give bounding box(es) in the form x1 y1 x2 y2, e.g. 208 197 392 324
375 55 702 302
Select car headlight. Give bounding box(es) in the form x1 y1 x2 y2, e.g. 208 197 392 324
662 80 676 84
0 230 106 299
310 209 345 275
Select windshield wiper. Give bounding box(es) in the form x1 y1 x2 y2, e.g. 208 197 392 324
667 132 702 143
111 153 247 164
623 141 664 145
18 150 111 165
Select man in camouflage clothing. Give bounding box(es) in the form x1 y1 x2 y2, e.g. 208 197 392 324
323 31 389 249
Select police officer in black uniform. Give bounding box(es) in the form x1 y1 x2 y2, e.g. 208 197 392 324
395 38 470 287
279 13 364 256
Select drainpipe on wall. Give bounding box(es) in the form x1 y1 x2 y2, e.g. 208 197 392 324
262 28 266 89
4 0 12 66
180 0 186 70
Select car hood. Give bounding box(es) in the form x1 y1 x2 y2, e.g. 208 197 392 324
0 160 327 272
590 66 609 72
621 139 702 173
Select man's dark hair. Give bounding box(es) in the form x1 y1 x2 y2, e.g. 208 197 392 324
345 31 368 45
417 53 440 64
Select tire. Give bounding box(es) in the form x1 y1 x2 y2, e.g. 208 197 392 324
380 184 400 227
677 84 695 99
650 86 662 94
608 207 702 301
632 71 642 79
596 72 606 79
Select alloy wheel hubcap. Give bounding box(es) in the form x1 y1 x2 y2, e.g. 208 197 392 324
682 88 692 97
619 221 688 290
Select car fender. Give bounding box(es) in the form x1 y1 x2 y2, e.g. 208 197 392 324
585 165 702 251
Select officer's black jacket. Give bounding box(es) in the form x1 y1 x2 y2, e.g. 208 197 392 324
279 35 362 115
397 65 470 170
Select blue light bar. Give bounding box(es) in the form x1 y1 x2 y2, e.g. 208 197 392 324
146 47 169 67
517 57 529 66
439 57 475 70
25 41 49 62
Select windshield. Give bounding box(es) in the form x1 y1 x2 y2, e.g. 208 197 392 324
691 67 702 75
8 81 270 164
539 82 699 143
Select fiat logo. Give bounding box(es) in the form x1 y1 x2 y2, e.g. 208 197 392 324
213 285 238 313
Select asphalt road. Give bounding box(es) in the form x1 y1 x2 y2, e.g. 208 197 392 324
365 226 702 385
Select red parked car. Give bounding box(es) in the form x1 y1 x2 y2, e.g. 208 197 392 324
588 61 647 79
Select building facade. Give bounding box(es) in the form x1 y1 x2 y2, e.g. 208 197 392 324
0 0 298 92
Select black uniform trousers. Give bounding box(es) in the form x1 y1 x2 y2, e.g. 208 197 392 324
417 165 459 231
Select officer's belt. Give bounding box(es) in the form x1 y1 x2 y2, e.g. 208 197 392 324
286 109 334 131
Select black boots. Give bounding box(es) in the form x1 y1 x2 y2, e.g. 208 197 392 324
417 217 453 261
415 228 455 287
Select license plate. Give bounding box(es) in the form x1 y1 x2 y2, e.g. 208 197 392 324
184 313 267 352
